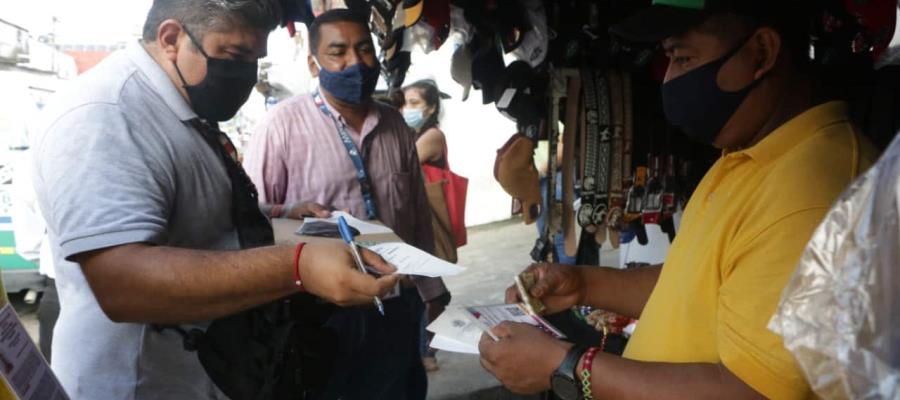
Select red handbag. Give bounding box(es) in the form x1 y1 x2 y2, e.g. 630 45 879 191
422 147 468 247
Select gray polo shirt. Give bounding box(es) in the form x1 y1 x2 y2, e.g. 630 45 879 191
31 41 238 400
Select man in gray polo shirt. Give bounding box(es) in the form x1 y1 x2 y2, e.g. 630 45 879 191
30 1 399 399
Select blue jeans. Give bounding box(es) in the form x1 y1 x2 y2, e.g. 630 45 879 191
537 173 577 265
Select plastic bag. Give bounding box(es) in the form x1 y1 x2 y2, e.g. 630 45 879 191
769 133 900 399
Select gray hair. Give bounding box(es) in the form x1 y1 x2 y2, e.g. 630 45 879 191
142 0 283 41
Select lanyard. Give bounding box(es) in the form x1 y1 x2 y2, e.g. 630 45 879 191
313 89 378 220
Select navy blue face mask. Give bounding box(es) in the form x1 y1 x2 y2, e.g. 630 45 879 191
316 59 380 105
661 37 765 145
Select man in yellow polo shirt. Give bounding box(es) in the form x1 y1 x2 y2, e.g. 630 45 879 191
477 1 879 399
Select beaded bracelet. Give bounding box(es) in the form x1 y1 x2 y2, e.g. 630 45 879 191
580 347 600 400
579 325 609 400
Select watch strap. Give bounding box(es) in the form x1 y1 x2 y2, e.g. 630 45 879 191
556 344 588 382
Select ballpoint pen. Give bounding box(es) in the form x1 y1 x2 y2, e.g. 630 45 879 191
337 216 386 316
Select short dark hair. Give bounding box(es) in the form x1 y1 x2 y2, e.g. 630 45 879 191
403 80 442 133
308 9 370 56
699 10 812 68
142 0 282 42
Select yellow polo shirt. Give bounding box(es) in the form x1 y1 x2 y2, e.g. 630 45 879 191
622 101 878 399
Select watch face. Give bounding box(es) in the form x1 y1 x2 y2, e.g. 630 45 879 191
551 375 580 400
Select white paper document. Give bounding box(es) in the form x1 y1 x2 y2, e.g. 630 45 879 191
300 211 394 235
430 333 480 354
427 304 565 354
366 242 466 278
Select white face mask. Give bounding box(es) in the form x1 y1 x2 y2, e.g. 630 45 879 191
403 107 426 129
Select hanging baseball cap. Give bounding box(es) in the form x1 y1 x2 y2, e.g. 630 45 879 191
471 34 507 104
610 0 777 43
403 0 425 28
449 5 473 45
402 20 437 54
507 0 549 68
495 61 542 126
450 43 474 101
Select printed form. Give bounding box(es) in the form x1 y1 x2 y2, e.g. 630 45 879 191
366 242 466 278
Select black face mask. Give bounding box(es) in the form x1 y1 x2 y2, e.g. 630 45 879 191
173 27 258 122
661 37 764 145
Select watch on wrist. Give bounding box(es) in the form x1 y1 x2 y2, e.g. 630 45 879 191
550 344 587 400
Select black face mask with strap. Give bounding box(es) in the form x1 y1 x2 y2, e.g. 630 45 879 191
661 36 765 145
173 26 259 122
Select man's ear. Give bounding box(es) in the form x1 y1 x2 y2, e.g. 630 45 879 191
308 54 320 78
156 19 184 63
751 27 782 79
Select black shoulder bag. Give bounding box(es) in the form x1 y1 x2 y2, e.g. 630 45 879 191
162 120 337 400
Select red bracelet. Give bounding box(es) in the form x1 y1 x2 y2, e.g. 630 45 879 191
580 347 600 400
271 204 284 218
293 242 306 290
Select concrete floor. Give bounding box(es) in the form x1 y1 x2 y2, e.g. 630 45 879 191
425 218 619 400
10 292 39 343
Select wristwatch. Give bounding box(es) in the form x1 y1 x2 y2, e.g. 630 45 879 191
550 345 587 400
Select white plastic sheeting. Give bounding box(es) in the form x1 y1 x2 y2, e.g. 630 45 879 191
770 133 900 399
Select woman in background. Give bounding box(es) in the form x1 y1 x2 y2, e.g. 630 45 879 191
402 80 454 372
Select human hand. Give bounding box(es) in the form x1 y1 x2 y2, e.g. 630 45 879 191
285 202 332 219
298 240 399 306
505 263 586 314
479 322 573 394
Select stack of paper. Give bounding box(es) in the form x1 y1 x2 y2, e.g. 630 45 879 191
300 211 395 235
427 304 565 354
298 212 466 278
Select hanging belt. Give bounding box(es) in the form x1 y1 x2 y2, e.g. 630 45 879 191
561 73 581 258
577 67 599 229
592 70 612 244
313 89 378 220
606 70 625 243
622 70 634 203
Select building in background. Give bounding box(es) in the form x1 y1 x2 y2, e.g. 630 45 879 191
0 17 75 293
59 43 126 74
